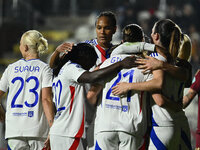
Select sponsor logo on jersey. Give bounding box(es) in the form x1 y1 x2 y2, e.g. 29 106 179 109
13 112 27 116
105 104 128 112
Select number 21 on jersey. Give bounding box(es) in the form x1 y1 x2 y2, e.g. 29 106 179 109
106 69 134 102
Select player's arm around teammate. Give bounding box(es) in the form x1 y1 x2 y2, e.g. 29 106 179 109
135 34 192 83
112 34 192 106
113 19 192 149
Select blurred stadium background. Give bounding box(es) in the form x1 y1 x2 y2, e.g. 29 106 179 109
0 0 200 149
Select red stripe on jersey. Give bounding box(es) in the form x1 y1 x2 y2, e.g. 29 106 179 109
96 44 106 62
139 91 144 114
69 86 75 114
75 105 84 138
69 137 80 150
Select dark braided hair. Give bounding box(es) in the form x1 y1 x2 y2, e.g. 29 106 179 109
53 43 97 76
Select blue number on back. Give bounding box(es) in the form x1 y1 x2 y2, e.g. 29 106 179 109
106 69 134 102
11 77 24 108
11 76 39 108
123 70 134 102
106 71 122 101
52 80 65 111
24 76 39 107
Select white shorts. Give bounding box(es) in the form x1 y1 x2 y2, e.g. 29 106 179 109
50 134 83 150
148 126 180 150
95 131 144 150
7 137 46 150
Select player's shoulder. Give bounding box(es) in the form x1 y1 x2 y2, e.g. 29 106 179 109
100 54 129 69
7 59 24 67
63 61 82 70
149 52 166 62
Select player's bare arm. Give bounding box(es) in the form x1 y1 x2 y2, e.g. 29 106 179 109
183 88 197 109
78 56 137 83
49 42 74 68
152 93 182 112
112 69 163 95
136 55 189 81
41 87 54 127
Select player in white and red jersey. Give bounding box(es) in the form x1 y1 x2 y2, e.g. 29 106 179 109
0 30 54 150
49 43 137 150
86 24 155 149
48 11 117 149
49 11 117 69
112 19 192 150
94 54 152 150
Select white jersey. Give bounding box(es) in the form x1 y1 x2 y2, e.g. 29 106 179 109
95 54 153 136
85 39 112 67
0 59 53 139
49 61 87 138
149 53 187 126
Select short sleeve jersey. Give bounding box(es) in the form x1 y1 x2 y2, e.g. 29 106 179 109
95 54 153 136
0 59 53 139
49 61 87 138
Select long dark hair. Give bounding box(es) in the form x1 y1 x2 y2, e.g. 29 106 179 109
53 43 97 76
154 19 182 59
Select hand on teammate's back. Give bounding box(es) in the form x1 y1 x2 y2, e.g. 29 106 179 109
112 82 130 96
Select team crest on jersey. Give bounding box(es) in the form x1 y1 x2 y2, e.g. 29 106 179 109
122 105 128 112
28 111 34 117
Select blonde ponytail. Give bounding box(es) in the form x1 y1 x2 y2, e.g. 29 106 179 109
22 30 48 55
178 34 192 61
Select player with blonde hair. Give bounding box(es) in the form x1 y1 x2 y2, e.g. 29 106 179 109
0 30 54 150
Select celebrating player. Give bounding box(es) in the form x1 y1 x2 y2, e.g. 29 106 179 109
112 19 192 149
86 24 154 149
49 42 137 150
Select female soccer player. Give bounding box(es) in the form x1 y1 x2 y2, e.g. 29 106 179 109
112 19 192 150
87 24 154 150
0 30 54 150
49 43 137 150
